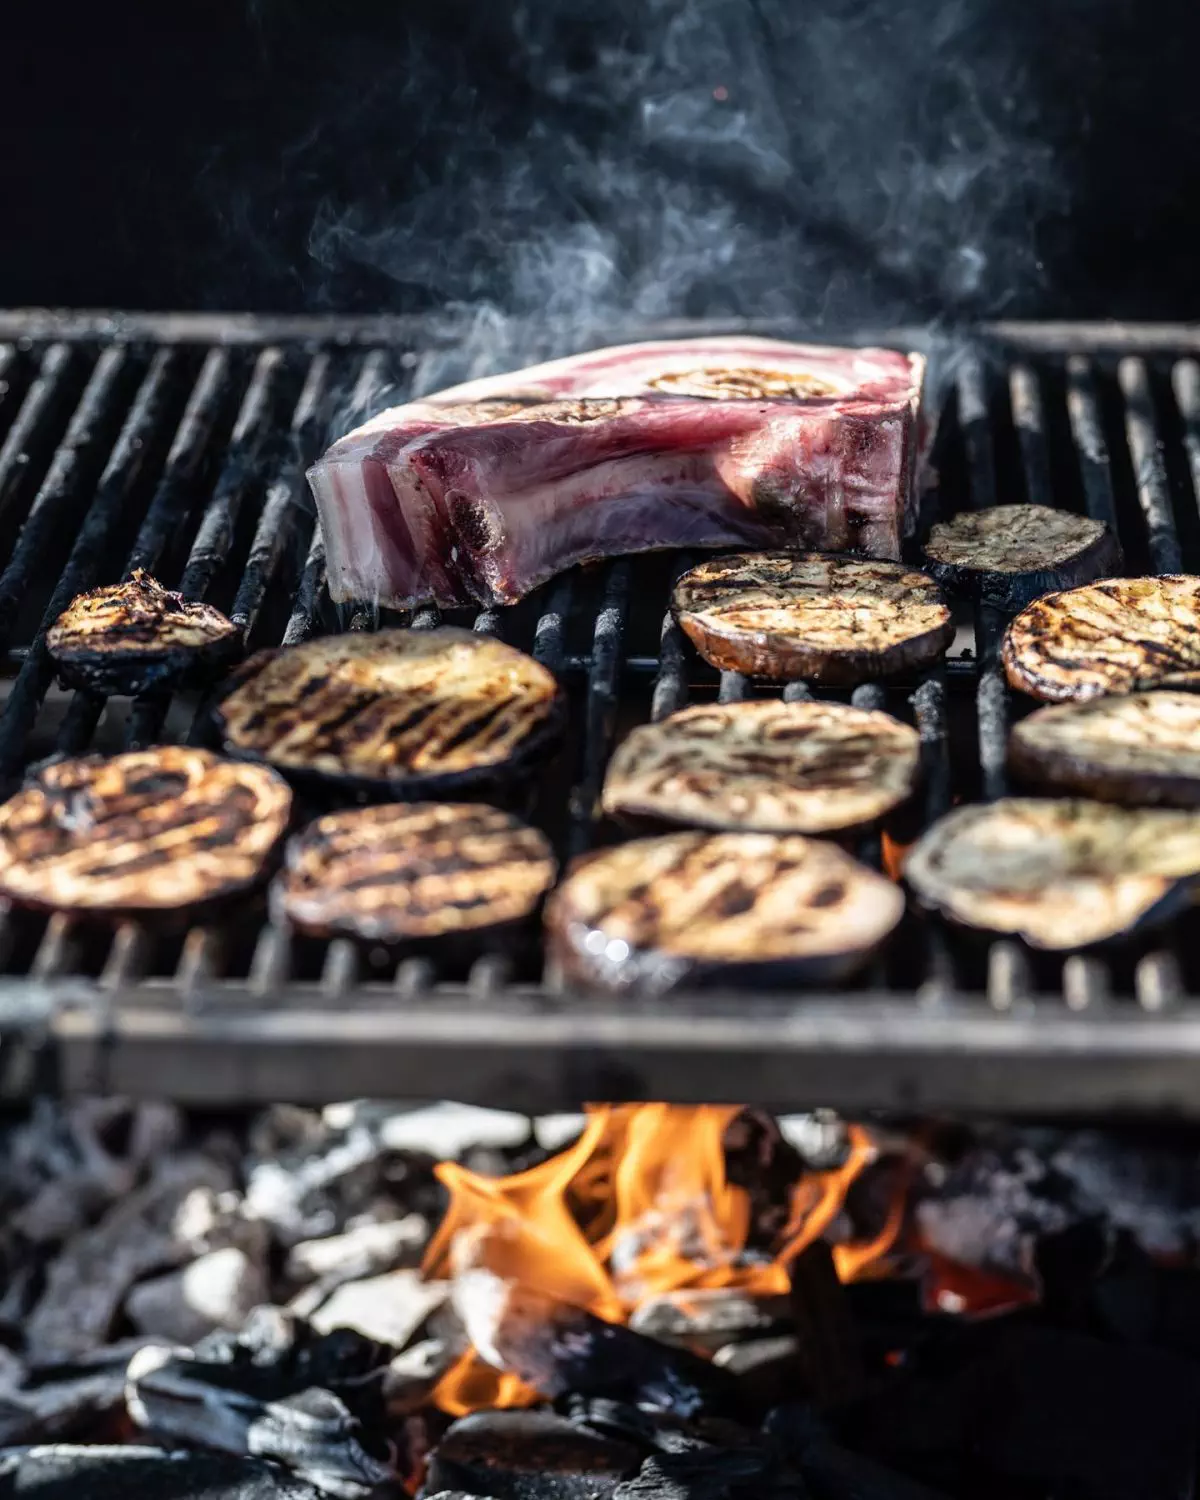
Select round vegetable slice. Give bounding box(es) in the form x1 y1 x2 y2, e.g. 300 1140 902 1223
904 797 1200 948
546 831 904 992
1002 575 1200 702
46 571 240 695
0 747 291 914
214 627 565 797
273 803 556 942
601 699 920 834
923 504 1120 610
1009 691 1200 806
671 553 954 683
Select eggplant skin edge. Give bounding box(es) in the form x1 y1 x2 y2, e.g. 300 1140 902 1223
923 527 1123 612
906 871 1198 952
546 917 890 994
209 649 568 803
673 612 955 684
1007 733 1200 809
52 635 242 697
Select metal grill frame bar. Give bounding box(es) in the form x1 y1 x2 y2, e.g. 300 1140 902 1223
0 310 1199 1114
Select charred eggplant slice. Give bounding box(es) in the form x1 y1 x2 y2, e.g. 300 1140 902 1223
671 553 954 683
904 797 1200 948
214 627 564 798
601 699 920 835
0 747 291 915
546 831 904 993
1003 575 1200 702
46 570 240 695
1009 691 1200 807
273 802 556 943
923 504 1120 610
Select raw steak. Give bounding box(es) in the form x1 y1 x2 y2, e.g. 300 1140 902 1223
308 336 926 609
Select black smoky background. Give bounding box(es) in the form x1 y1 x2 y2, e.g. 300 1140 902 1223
3 0 1200 334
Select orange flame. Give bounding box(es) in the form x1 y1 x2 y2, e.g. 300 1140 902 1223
422 1105 898 1415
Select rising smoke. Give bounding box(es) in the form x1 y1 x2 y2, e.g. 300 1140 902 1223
237 1 1065 368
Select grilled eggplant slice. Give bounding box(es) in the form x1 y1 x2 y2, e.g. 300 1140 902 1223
273 802 556 943
46 570 240 695
601 699 920 835
1003 575 1200 702
923 504 1120 610
214 627 565 798
1009 691 1200 806
0 747 290 915
671 553 954 683
546 831 904 992
904 797 1200 948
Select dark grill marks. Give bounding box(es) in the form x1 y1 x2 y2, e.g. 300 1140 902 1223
0 747 291 914
215 627 565 797
671 552 953 683
273 803 556 942
601 699 920 835
546 830 904 993
1003 576 1200 702
45 570 239 695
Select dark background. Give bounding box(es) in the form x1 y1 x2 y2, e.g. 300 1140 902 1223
2 1 1198 324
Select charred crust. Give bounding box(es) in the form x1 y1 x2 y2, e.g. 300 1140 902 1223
46 571 241 696
213 627 565 801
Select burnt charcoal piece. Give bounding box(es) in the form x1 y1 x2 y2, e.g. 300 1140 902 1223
453 1271 738 1418
0 748 291 918
0 1445 328 1499
789 1242 864 1408
672 554 953 684
310 338 925 609
922 504 1120 611
1009 691 1200 807
214 629 565 801
426 1410 642 1500
1002 575 1200 701
853 1326 1200 1500
45 569 241 695
765 1406 949 1500
126 1306 402 1494
601 701 921 837
903 798 1200 949
612 1435 807 1500
546 832 904 994
273 804 556 945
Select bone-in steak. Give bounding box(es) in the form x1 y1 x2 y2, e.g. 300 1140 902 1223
308 337 925 608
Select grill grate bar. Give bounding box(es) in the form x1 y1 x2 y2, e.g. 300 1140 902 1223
0 349 180 776
0 344 75 532
124 349 236 578
1169 359 1200 536
567 562 631 861
1118 356 1183 572
230 352 333 643
0 346 20 438
1009 362 1054 506
1065 357 1120 532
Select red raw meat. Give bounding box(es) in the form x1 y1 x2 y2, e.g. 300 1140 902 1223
308 336 925 609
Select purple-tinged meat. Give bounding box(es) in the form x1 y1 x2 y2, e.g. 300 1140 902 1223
308 337 925 609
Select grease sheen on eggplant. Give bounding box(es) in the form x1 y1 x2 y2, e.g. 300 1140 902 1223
904 797 1200 948
0 747 291 915
923 504 1121 610
1003 575 1200 702
672 553 954 683
601 699 920 834
546 831 904 993
214 627 564 798
273 802 556 943
45 571 240 695
1009 691 1200 806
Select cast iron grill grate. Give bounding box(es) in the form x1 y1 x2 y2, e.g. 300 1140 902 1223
0 310 1199 1114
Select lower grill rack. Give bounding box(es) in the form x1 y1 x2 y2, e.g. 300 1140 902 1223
0 311 1199 1113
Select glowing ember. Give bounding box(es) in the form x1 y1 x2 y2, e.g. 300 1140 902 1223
421 1104 897 1414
